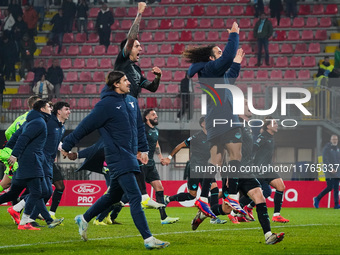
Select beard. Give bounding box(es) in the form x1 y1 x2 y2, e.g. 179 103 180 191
149 119 158 126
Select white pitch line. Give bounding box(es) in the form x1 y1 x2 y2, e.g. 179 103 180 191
0 223 333 249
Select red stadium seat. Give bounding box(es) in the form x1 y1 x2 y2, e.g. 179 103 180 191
93 71 105 82
88 33 99 43
180 31 192 42
60 58 72 69
268 44 279 54
107 45 118 55
17 85 30 94
179 6 191 16
9 98 23 110
146 97 158 108
268 18 277 28
301 30 314 40
146 45 159 55
86 58 98 69
75 33 86 43
325 4 338 15
174 0 185 4
89 8 100 18
284 70 296 80
194 98 201 109
63 33 74 43
242 70 255 81
275 57 288 68
298 70 311 80
127 7 137 17
68 98 77 109
319 17 332 27
173 19 185 29
67 45 79 56
160 70 172 82
308 43 320 53
174 71 186 82
247 31 255 41
281 43 293 54
273 30 286 41
140 58 152 68
306 17 318 28
256 70 268 80
166 31 179 42
278 18 291 28
167 84 179 94
156 31 168 42
72 84 84 94
153 57 166 68
287 30 300 40
173 97 181 109
303 56 316 67
85 84 97 94
160 44 172 54
244 5 254 16
213 18 224 29
121 20 132 30
147 19 158 30
91 98 100 107
154 6 166 17
206 6 218 16
172 43 185 54
74 58 85 69
298 5 310 15
270 70 282 81
25 72 34 82
193 31 206 41
292 17 304 28
93 45 106 56
40 46 53 56
143 6 152 17
141 32 153 42
77 98 91 109
290 56 302 68
98 84 105 92
240 58 247 68
294 43 307 54
79 71 92 82
159 98 173 109
159 19 172 29
166 6 178 16
80 45 92 56
180 58 190 68
312 4 324 15
60 84 71 94
167 57 179 68
247 57 257 68
239 18 251 28
137 98 146 109
193 5 204 16
250 84 262 94
226 19 237 28
155 84 166 93
65 72 78 82
111 20 119 30
207 31 219 42
186 18 198 29
219 6 231 16
233 6 244 15
87 20 94 31
315 30 327 40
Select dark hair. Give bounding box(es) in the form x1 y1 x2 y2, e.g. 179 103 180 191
263 115 274 131
182 45 216 63
107 71 126 90
143 108 154 123
199 116 205 127
27 95 40 109
52 101 70 115
120 38 128 51
33 99 49 112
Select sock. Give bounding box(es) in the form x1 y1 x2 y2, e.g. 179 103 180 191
265 231 273 240
240 196 252 207
20 213 30 225
142 194 150 201
221 178 228 198
156 191 167 220
210 187 219 207
256 203 271 234
144 236 154 242
169 192 195 202
228 160 240 194
136 171 147 195
230 210 237 217
249 201 256 208
50 190 63 213
201 177 213 198
212 204 226 216
13 199 26 212
199 196 209 203
49 211 55 216
273 212 280 217
229 194 239 201
274 190 283 214
0 185 3 192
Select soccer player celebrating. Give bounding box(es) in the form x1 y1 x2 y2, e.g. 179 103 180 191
62 71 169 249
184 22 245 219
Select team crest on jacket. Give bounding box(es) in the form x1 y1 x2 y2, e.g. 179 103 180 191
129 102 134 108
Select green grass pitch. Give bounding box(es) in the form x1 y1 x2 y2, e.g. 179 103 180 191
0 206 339 254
